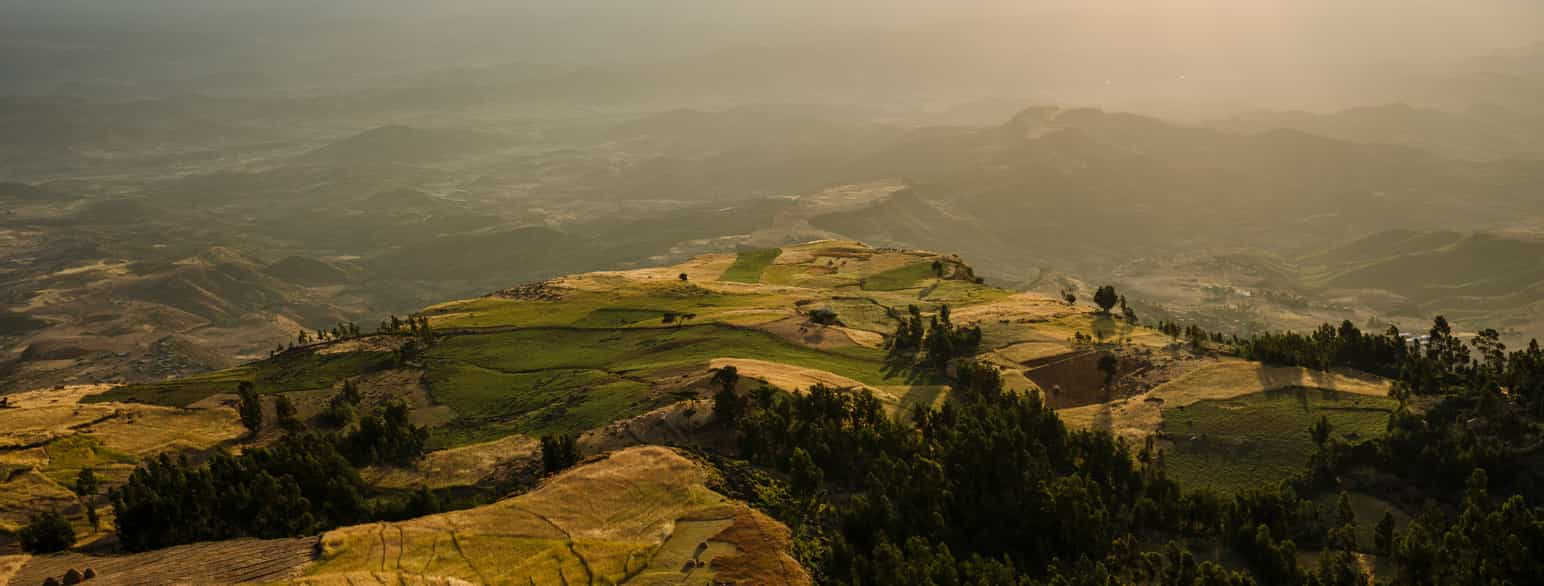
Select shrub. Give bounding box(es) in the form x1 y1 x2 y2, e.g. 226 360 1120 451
18 510 75 553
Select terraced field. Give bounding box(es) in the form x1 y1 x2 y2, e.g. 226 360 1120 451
9 537 318 586
304 446 810 585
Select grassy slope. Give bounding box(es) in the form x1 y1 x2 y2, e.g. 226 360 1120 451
861 261 937 291
425 325 900 447
87 351 393 407
424 285 789 330
720 248 782 283
1162 388 1396 493
306 446 810 585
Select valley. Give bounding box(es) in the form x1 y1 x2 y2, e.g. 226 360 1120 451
4 4 1544 584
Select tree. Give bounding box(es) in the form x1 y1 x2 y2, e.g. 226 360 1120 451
809 308 840 326
275 394 301 432
1374 512 1395 556
237 381 263 434
1094 285 1120 314
1098 353 1120 388
323 379 362 427
344 399 429 467
678 272 689 281
711 366 743 423
1335 492 1356 527
74 467 98 498
789 447 824 500
540 433 581 475
1062 288 1077 305
18 511 75 553
1310 415 1332 448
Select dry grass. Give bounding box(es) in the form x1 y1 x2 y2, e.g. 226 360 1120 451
0 384 245 543
362 434 538 490
709 358 877 396
0 386 120 449
753 317 861 350
8 537 316 585
994 341 1075 363
81 405 242 457
583 400 722 456
0 469 78 535
306 446 810 585
0 554 28 585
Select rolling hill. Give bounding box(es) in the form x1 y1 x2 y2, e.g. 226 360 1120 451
1 241 1424 584
812 106 1543 278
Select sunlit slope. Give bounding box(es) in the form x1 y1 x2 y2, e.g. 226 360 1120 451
303 446 810 585
3 447 810 585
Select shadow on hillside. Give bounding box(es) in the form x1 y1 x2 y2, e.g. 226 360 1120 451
880 353 940 385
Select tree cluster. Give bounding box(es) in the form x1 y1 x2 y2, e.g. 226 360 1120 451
109 433 369 551
342 398 428 467
886 304 982 370
725 360 1328 584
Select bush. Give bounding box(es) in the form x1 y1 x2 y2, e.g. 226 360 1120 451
540 433 581 475
18 510 75 553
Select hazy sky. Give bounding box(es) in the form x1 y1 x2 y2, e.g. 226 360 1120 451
3 0 1540 103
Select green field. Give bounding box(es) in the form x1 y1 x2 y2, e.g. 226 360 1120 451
719 248 782 283
1162 388 1397 493
426 285 785 329
88 350 394 407
40 434 137 487
422 324 901 447
424 363 657 447
861 262 937 291
825 298 899 333
431 325 893 386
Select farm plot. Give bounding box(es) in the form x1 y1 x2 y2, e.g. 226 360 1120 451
719 248 782 283
1161 388 1397 493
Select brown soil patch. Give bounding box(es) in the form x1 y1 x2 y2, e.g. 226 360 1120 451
754 317 858 350
1023 351 1113 409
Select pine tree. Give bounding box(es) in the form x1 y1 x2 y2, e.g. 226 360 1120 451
237 381 263 433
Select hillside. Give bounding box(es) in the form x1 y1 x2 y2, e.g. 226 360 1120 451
3 241 1436 583
1300 230 1544 339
